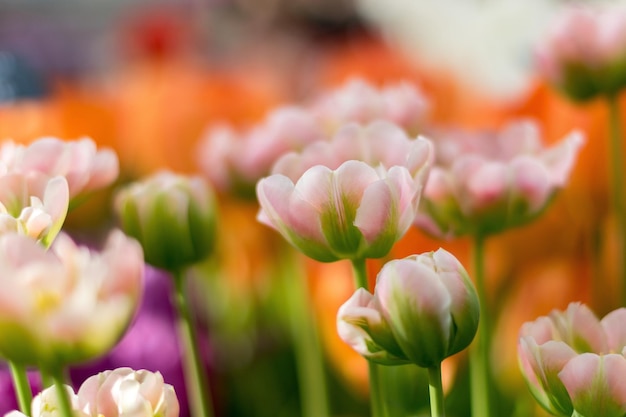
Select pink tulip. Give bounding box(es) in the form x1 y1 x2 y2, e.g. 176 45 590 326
337 249 479 367
0 137 119 199
536 4 626 100
560 353 626 417
197 106 325 196
310 78 431 135
3 368 179 417
519 303 626 416
78 368 179 417
416 119 584 238
0 230 144 368
0 173 69 247
257 160 421 262
272 120 433 185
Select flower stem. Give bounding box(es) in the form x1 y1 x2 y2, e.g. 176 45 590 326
9 362 32 415
428 365 446 417
607 94 626 307
280 248 329 417
172 269 214 417
351 258 386 417
469 234 491 417
51 369 73 417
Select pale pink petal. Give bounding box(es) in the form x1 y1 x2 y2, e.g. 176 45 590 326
601 308 626 353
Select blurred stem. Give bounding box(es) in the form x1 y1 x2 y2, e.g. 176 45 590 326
172 269 214 417
428 365 446 417
51 368 73 417
280 248 329 417
9 362 32 415
469 234 491 417
351 258 386 417
607 94 626 307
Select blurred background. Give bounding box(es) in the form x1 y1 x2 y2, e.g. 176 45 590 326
1 0 624 416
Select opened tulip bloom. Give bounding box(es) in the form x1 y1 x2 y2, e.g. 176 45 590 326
0 173 68 247
337 248 479 367
4 368 179 417
272 120 433 185
257 159 423 262
0 230 143 368
0 137 119 200
115 171 218 271
518 302 626 417
416 120 584 239
537 4 626 101
197 106 325 197
310 77 431 135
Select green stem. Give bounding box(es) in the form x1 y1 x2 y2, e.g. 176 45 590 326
469 234 491 417
172 270 214 417
280 249 329 417
351 258 385 417
9 362 32 415
607 94 626 307
428 365 446 417
51 369 73 417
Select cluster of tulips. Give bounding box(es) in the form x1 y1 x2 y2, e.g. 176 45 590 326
4 2 626 417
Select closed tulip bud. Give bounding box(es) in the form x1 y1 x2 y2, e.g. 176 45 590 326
338 249 479 367
114 171 218 271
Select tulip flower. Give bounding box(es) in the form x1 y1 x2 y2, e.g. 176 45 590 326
197 106 325 197
0 137 119 200
416 119 584 239
78 367 179 417
338 248 479 367
4 368 179 417
114 170 218 271
310 77 431 135
536 4 626 101
257 160 422 262
272 120 433 185
518 303 626 417
0 173 69 247
0 230 144 368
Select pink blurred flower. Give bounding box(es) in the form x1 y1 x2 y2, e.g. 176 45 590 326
114 170 218 271
311 78 431 135
272 120 433 185
337 248 478 367
536 4 626 100
518 303 626 416
78 367 179 417
0 173 68 247
4 368 179 417
0 137 119 200
416 120 584 238
0 230 144 368
257 160 421 262
197 106 325 197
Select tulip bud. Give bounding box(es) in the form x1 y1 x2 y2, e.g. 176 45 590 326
338 249 479 367
114 171 218 271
